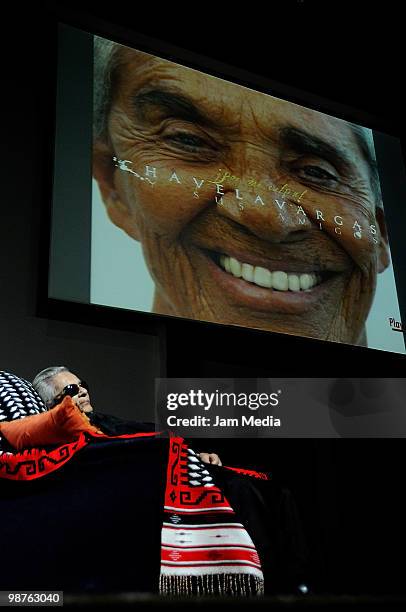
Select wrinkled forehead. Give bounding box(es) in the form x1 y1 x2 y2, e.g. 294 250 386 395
114 46 361 152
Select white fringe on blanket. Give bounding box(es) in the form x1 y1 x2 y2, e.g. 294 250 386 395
159 573 264 597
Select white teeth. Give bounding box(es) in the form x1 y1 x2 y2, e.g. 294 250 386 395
229 257 242 278
300 273 311 290
241 263 254 282
221 255 231 273
288 274 300 292
254 266 272 287
219 255 322 292
272 271 288 291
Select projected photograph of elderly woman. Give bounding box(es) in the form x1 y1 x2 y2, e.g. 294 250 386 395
91 35 405 354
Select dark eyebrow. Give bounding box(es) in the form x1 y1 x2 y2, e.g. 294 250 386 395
279 126 356 173
132 88 216 128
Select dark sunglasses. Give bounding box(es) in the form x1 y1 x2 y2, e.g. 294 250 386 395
50 380 89 408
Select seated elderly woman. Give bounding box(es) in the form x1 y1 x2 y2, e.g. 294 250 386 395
0 368 308 596
32 365 222 466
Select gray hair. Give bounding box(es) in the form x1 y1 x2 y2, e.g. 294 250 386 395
32 366 70 408
93 36 382 206
94 36 124 142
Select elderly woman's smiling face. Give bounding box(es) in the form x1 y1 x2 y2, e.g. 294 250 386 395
93 46 389 345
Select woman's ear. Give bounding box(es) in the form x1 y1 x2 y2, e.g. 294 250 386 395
93 140 140 241
375 205 390 273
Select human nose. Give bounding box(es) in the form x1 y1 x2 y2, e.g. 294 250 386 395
216 182 311 244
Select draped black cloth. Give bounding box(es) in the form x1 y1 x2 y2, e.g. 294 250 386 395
87 412 156 436
0 416 308 594
0 436 168 593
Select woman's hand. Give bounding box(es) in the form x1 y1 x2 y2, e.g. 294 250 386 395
198 452 222 466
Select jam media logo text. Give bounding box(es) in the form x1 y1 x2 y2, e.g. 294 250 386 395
389 317 405 333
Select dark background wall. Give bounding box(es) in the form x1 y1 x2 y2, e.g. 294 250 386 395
0 6 164 419
1 0 406 598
